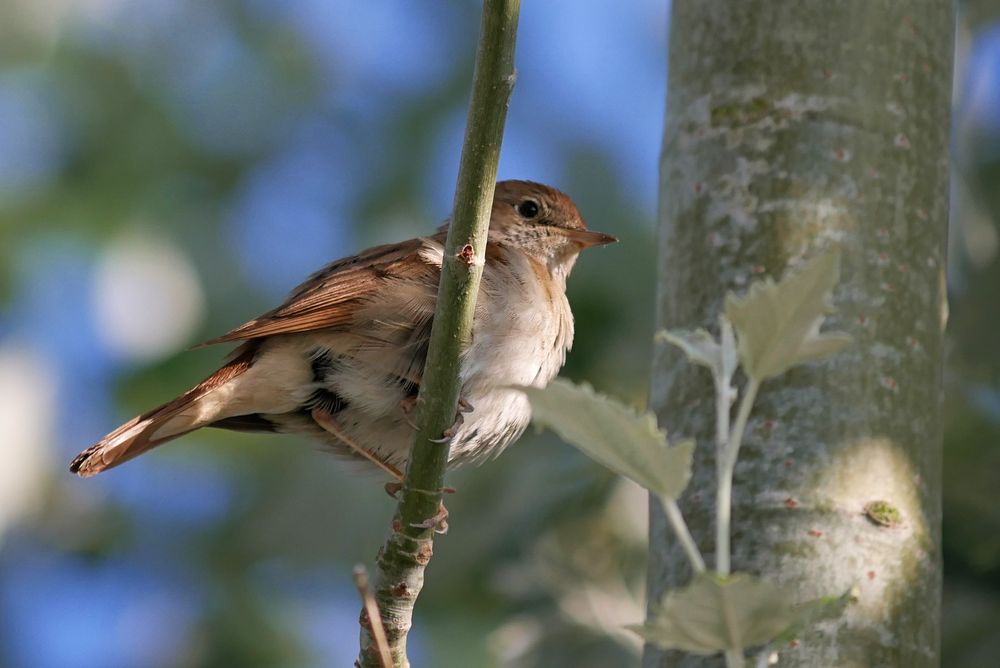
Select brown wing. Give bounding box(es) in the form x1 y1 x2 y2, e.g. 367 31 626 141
198 232 445 346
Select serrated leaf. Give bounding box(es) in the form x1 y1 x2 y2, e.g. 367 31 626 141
657 316 739 390
629 573 796 655
519 379 694 500
793 331 854 366
658 328 721 371
724 249 852 381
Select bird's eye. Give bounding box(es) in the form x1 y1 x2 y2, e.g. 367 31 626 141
516 199 540 219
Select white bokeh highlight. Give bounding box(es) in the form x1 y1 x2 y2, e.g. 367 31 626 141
0 344 57 542
92 232 205 362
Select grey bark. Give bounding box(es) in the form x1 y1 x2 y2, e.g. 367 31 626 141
646 2 953 667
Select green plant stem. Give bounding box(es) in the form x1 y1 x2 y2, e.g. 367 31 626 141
715 378 760 668
357 2 520 666
716 376 760 577
717 371 747 668
719 373 755 668
660 498 706 573
714 373 734 574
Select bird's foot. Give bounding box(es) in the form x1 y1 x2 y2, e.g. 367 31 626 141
442 411 464 438
312 407 404 481
407 397 473 440
385 482 455 499
399 395 419 430
440 398 474 438
411 500 450 534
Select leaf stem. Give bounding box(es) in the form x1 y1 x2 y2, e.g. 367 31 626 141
660 498 706 573
714 371 733 574
716 376 760 576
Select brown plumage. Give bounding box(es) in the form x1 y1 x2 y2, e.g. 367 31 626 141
70 343 258 475
70 180 615 478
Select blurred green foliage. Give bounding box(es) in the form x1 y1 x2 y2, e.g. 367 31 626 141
0 1 997 667
0 2 657 666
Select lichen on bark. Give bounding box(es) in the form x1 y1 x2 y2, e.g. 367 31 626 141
646 2 953 667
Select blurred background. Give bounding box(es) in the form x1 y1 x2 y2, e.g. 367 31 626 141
0 1 995 666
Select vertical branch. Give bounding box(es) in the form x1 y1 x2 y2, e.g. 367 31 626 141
357 2 521 666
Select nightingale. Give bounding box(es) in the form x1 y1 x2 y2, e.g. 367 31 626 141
70 180 616 481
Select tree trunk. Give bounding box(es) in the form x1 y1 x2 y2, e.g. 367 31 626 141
646 2 953 667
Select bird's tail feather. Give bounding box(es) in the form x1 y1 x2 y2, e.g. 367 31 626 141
70 343 257 477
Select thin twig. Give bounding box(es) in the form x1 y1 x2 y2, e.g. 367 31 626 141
358 2 522 666
353 565 392 668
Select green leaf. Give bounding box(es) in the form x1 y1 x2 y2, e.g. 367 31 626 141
629 573 796 655
658 328 721 371
724 249 852 381
657 316 739 389
519 379 694 500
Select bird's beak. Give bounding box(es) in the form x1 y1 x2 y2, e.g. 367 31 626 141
561 228 618 248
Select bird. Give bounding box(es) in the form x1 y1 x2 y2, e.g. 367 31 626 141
70 180 616 482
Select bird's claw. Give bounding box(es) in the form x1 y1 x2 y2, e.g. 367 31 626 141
399 396 419 430
437 408 466 440
407 397 471 438
411 501 450 534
